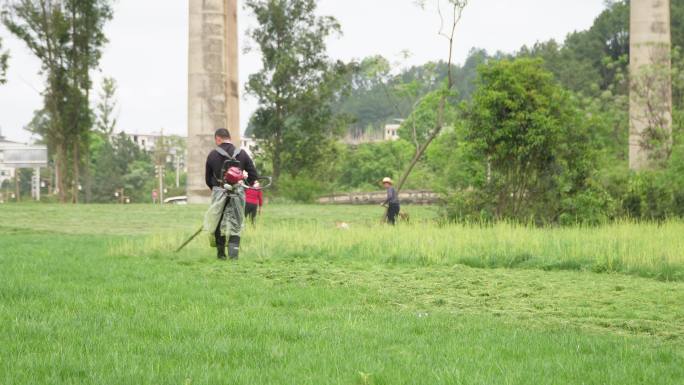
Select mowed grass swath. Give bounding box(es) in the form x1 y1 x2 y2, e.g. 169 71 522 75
1 204 683 385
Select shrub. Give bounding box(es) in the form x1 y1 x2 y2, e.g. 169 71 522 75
559 184 616 225
277 174 327 203
450 58 598 224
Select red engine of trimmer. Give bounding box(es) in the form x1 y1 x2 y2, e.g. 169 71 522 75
223 166 244 185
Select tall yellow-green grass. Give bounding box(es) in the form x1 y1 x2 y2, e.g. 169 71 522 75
113 219 684 282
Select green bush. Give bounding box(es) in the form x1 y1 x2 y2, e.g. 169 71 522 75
277 174 327 203
618 171 682 221
446 58 598 224
444 189 493 224
559 184 616 225
336 140 413 190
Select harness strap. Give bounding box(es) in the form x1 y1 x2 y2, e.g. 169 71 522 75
216 146 241 160
215 146 243 185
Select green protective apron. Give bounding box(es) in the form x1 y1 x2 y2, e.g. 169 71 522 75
203 185 246 247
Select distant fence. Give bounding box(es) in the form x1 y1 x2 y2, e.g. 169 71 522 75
317 190 440 205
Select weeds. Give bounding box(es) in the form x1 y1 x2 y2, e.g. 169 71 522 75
114 218 684 282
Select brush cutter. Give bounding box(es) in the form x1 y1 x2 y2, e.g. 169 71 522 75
175 176 273 253
175 226 204 252
380 204 388 224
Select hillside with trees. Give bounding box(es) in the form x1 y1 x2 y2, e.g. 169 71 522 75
255 0 684 223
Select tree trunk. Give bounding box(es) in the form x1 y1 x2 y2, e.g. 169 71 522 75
272 108 284 188
84 151 92 203
56 143 67 203
272 142 282 189
71 141 80 204
396 98 446 192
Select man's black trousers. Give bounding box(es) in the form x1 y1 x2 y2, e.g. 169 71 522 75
214 218 226 257
387 203 400 225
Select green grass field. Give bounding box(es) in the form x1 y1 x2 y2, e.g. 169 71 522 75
1 204 683 384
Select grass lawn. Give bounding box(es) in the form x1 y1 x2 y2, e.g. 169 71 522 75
1 203 683 385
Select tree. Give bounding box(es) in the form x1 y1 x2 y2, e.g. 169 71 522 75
459 58 596 222
395 0 468 191
90 138 122 202
337 140 414 190
333 55 397 140
95 77 118 136
89 132 153 203
0 36 8 84
332 50 486 142
245 0 349 186
3 0 113 203
399 88 457 151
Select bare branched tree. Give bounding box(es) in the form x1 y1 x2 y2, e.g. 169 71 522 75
396 0 468 191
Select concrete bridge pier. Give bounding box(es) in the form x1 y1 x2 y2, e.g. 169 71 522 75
187 0 240 203
629 0 672 170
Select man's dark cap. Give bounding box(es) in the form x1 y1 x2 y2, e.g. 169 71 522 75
215 128 231 139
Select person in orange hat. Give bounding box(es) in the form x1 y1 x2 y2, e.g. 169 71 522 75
380 177 400 225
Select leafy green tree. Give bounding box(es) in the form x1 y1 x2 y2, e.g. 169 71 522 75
399 89 458 151
90 139 122 202
334 49 488 144
90 132 153 203
674 0 684 50
123 160 154 203
337 140 414 190
245 0 349 186
0 36 8 84
333 56 397 139
3 0 113 203
95 77 118 136
516 1 629 97
85 76 118 201
459 58 597 223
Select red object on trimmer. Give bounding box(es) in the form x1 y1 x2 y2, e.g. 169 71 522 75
224 166 244 185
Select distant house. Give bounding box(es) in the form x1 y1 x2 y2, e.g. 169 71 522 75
240 136 259 156
343 119 404 145
0 135 19 186
124 131 165 152
116 131 187 174
384 123 401 141
343 130 383 145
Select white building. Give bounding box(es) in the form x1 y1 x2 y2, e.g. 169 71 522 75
124 131 164 152
115 131 188 181
0 133 48 200
0 136 17 186
384 122 402 141
240 136 259 156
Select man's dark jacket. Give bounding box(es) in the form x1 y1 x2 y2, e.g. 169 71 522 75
205 142 258 189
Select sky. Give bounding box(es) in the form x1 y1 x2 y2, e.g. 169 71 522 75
0 0 608 144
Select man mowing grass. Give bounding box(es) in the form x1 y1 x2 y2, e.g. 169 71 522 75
381 177 401 225
203 128 258 260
